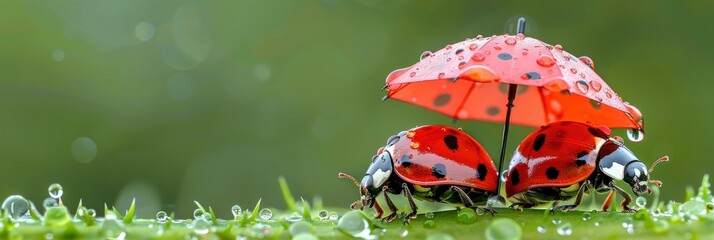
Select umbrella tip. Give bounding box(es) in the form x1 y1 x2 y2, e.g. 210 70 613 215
381 95 389 101
516 17 526 34
381 84 388 90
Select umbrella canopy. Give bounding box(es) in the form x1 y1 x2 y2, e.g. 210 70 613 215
384 33 644 133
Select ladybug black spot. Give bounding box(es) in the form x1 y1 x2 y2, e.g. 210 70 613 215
400 155 412 167
432 163 447 179
575 151 589 167
546 167 559 180
533 134 546 151
443 135 458 150
433 93 451 107
477 164 487 181
588 127 609 139
510 169 520 185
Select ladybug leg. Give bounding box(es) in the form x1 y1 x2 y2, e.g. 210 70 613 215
601 190 616 212
608 182 635 213
451 186 497 216
373 198 384 219
401 183 418 224
380 186 398 222
550 180 591 214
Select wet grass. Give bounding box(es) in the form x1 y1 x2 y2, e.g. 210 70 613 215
1 176 714 239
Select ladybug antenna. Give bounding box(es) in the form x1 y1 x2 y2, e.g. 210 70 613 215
339 172 370 197
648 156 669 187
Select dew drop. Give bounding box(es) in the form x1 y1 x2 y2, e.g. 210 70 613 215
458 55 465 61
457 208 476 224
579 56 595 70
471 52 486 61
438 72 446 79
626 129 645 142
259 208 273 220
476 35 483 39
582 212 592 221
516 33 525 40
86 208 96 217
156 211 168 223
635 197 647 208
43 197 58 210
593 221 600 227
493 46 502 51
469 44 478 50
336 211 370 238
485 218 522 240
193 208 203 219
286 213 304 222
589 81 602 92
536 55 556 67
409 72 416 77
505 37 517 45
192 217 210 235
421 51 433 60
425 212 435 219
554 44 563 51
318 210 329 220
551 217 562 225
48 183 64 199
474 207 485 216
423 220 436 229
557 223 572 236
328 212 339 221
537 225 547 233
570 68 578 74
445 45 452 50
232 205 242 217
622 218 633 229
101 218 126 239
458 62 467 69
399 227 409 237
1 195 30 219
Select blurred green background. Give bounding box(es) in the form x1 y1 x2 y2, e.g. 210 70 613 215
1 0 711 218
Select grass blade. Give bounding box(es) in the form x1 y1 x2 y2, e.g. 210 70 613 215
249 198 262 222
279 176 297 212
208 207 218 225
123 198 136 224
301 197 312 221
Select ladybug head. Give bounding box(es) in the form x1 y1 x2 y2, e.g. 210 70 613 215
359 150 394 207
626 156 669 196
599 140 669 196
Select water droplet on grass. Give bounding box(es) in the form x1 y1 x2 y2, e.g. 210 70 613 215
86 208 96 217
286 213 303 222
2 195 30 219
192 217 210 235
457 208 476 224
318 210 329 220
43 197 58 210
425 212 435 219
399 227 409 237
485 218 522 240
336 211 370 238
193 208 203 219
156 211 168 223
582 212 592 221
423 220 436 228
537 225 546 233
475 207 485 216
557 223 572 236
636 196 647 208
231 205 242 217
259 208 273 220
48 183 64 199
100 217 125 238
328 212 339 221
551 217 562 225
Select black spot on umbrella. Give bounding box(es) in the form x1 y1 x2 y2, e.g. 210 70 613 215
487 106 500 116
533 134 546 151
443 135 458 150
588 127 609 139
432 163 447 178
524 71 541 80
400 155 412 167
433 93 451 107
546 167 559 180
477 164 488 181
510 169 520 185
498 84 529 95
575 151 589 167
498 53 513 60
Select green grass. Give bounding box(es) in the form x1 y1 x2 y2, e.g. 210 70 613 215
1 175 714 239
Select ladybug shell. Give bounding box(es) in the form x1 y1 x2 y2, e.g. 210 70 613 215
505 121 610 197
387 125 497 193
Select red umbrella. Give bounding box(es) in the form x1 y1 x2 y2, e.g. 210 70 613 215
383 18 644 203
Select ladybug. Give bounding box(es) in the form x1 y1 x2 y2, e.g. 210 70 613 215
339 125 498 223
505 121 669 212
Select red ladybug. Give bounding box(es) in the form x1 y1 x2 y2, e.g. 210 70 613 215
340 125 498 223
505 121 668 212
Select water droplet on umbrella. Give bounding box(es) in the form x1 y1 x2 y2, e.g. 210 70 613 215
505 37 517 45
554 44 563 51
536 55 556 67
522 51 528 56
557 223 572 236
579 56 595 70
458 62 467 69
156 211 168 223
558 64 565 69
458 55 465 61
446 58 452 62
469 44 478 50
409 72 416 77
457 109 469 118
259 208 273 220
438 72 446 79
318 210 329 220
476 35 483 39
231 205 242 217
537 225 547 233
48 183 64 199
516 33 525 40
570 68 578 74
485 51 491 55
494 46 502 51
627 129 645 142
605 90 613 99
580 73 586 78
575 80 589 94
455 49 464 55
420 51 433 60
471 52 486 61
445 45 453 50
